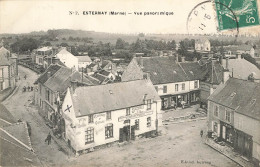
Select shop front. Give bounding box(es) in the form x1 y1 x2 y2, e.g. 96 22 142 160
220 121 235 146
233 129 253 159
161 90 200 110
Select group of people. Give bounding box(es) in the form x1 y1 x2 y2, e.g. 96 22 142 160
23 86 33 92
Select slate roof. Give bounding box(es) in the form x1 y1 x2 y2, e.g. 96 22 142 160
75 56 92 62
134 57 190 85
208 78 260 121
0 122 41 166
99 70 111 77
0 47 15 66
87 63 98 68
197 59 225 85
222 58 260 80
0 104 16 127
90 73 108 84
34 64 62 84
131 56 225 85
35 64 94 93
71 79 161 117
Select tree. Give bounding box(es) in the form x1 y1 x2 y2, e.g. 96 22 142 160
60 43 69 47
10 38 41 53
115 38 126 49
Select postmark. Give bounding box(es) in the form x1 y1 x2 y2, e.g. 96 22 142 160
215 0 260 30
187 0 239 36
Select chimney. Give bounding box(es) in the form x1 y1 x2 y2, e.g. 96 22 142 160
181 57 185 62
47 71 51 78
70 80 78 93
223 69 230 83
225 57 229 70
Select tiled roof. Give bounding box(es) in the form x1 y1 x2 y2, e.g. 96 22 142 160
0 122 40 166
2 122 32 149
75 56 92 62
35 64 94 93
87 63 98 68
134 57 189 84
99 70 111 77
71 79 161 117
208 78 260 121
34 64 62 84
90 73 110 84
222 58 260 80
0 104 16 127
197 59 225 84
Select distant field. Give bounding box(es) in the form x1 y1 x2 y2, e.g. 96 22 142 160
1 29 259 45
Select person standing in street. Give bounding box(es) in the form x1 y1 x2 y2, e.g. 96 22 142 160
45 132 52 145
200 130 203 138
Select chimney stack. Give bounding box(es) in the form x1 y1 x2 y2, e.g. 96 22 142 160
181 57 185 62
237 54 241 59
47 71 51 79
71 80 78 93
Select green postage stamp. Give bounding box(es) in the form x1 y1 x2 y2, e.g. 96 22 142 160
215 0 260 30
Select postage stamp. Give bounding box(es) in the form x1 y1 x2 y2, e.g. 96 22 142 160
215 0 260 30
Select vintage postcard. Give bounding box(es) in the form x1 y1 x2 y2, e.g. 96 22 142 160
0 0 260 166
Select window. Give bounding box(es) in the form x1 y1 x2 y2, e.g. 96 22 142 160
214 105 219 117
182 83 185 90
175 84 178 91
106 111 111 120
213 122 218 133
163 85 167 93
135 119 140 130
154 86 158 92
194 81 198 88
225 110 231 122
88 114 94 123
46 89 50 102
147 117 151 127
85 127 94 144
126 108 130 116
105 124 113 139
147 99 152 110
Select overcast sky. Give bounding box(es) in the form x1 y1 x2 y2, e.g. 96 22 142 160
0 0 259 35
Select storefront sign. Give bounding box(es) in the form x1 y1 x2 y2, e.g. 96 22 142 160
118 110 153 122
94 113 106 125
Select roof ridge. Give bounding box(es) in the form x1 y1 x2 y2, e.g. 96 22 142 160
0 126 33 152
177 63 189 80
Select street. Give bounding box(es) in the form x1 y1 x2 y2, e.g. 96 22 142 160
1 65 239 167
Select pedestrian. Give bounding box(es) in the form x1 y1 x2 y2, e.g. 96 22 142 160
27 86 30 92
31 86 33 91
45 132 52 145
24 75 27 80
200 130 203 138
23 86 26 92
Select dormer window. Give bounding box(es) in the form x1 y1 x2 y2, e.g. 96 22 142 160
147 99 152 110
230 92 236 97
250 99 256 105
